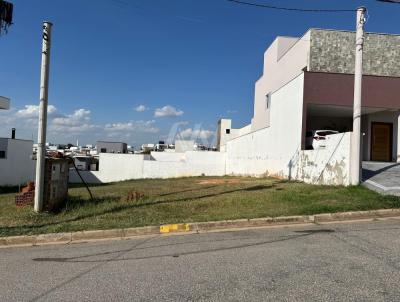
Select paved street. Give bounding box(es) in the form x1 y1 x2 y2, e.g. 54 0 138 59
2 220 400 301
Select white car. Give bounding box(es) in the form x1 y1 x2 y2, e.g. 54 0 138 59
306 130 339 150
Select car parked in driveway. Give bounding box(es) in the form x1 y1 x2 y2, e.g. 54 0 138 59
306 130 339 150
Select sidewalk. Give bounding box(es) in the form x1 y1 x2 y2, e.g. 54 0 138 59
363 162 400 195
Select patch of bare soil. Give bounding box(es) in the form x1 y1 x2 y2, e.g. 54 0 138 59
197 179 243 185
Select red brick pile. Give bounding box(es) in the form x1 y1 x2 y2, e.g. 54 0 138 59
15 182 35 207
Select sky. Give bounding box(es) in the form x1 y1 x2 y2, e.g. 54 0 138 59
1 0 399 147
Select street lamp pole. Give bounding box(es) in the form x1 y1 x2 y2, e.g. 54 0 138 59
350 7 366 186
34 22 53 212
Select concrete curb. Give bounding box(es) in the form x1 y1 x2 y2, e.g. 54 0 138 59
362 180 400 196
1 209 400 248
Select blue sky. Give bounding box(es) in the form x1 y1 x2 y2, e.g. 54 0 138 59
1 0 399 146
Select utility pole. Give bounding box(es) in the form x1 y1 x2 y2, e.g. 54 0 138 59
350 7 366 186
34 22 53 212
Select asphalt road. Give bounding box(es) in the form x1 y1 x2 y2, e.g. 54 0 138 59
2 219 400 301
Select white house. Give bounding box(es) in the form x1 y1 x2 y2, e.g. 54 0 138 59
0 97 36 186
0 137 36 186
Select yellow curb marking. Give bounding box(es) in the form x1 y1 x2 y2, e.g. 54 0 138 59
160 224 190 233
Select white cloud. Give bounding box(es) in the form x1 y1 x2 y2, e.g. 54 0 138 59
179 128 214 140
134 105 147 112
154 105 184 118
50 109 101 136
53 109 91 126
16 104 57 118
105 120 159 134
0 104 165 145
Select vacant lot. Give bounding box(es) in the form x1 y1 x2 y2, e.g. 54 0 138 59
1 176 399 237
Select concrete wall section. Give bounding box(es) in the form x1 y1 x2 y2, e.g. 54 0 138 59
70 153 145 184
149 152 185 162
227 74 305 178
70 151 226 183
252 34 310 131
99 153 144 181
310 29 400 77
304 72 400 110
184 151 226 176
142 152 226 179
292 133 351 185
0 139 36 186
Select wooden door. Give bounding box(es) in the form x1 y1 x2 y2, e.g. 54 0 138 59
371 122 392 162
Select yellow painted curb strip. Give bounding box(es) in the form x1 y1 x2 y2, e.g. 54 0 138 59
160 224 190 233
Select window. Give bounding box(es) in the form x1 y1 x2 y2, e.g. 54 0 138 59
315 130 339 137
100 148 107 153
265 93 271 110
0 151 5 158
226 129 231 134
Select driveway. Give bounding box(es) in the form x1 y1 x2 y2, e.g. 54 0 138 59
2 220 400 301
362 161 400 195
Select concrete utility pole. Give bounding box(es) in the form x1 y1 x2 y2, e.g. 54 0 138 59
350 7 366 186
34 22 53 212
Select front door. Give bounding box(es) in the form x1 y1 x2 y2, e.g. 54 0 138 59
371 122 393 162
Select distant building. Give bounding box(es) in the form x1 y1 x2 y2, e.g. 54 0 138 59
97 141 127 154
141 144 155 153
0 96 10 110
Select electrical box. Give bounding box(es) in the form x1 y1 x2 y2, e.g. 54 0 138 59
43 158 69 211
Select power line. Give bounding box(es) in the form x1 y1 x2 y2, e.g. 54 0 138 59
376 0 400 3
226 0 357 12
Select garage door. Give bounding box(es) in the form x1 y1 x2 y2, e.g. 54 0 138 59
371 122 392 162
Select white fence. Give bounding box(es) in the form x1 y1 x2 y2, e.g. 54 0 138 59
69 151 226 184
226 131 351 186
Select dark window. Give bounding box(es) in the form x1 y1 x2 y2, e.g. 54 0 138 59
0 151 5 158
266 93 271 110
316 131 338 137
226 129 230 134
100 148 107 153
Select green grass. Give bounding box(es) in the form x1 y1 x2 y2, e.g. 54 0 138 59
1 176 399 237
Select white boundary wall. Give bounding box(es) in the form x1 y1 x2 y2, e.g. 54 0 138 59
70 151 226 184
291 133 351 185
